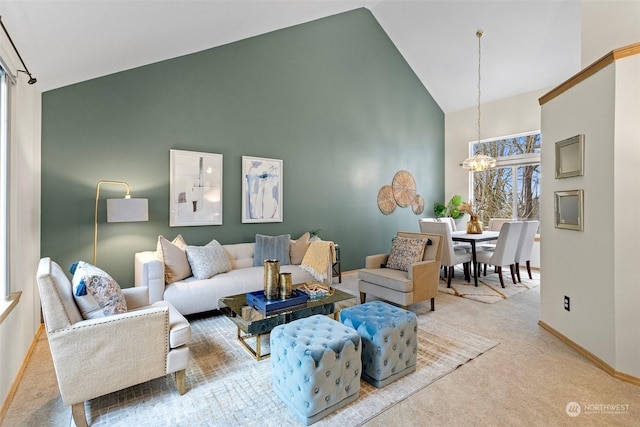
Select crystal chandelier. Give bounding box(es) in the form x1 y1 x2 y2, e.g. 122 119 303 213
462 30 496 172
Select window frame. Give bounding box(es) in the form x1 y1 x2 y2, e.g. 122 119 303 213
468 130 541 223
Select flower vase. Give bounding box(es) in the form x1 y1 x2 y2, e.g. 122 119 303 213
467 215 483 234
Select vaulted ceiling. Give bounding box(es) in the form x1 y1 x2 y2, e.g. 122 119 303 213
0 0 580 113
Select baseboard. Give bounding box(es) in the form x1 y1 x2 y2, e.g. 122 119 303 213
0 323 44 423
538 320 640 387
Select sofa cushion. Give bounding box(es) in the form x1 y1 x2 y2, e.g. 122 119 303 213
70 261 128 319
253 234 291 267
290 232 311 265
158 234 192 283
185 239 232 279
385 236 428 272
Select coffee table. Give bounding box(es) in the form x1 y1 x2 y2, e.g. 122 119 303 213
219 284 357 360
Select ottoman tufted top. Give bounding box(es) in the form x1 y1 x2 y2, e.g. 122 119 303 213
271 314 360 366
340 300 416 339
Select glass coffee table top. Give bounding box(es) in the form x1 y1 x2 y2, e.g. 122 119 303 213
219 283 357 360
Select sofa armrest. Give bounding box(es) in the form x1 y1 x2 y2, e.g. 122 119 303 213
408 259 440 300
122 286 150 310
365 254 389 269
48 307 170 405
135 251 165 303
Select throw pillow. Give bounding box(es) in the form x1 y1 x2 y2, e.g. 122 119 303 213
185 239 232 280
69 261 127 320
158 234 192 283
253 233 291 267
289 232 311 265
386 236 428 272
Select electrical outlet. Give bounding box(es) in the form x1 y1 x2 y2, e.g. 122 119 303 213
564 296 570 311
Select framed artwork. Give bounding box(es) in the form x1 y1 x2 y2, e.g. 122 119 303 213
555 134 584 179
554 190 583 231
170 149 223 226
242 156 283 223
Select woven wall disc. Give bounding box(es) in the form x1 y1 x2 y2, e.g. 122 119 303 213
377 185 396 215
411 194 425 215
392 170 416 208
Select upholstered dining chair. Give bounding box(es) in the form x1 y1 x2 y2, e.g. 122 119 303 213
36 258 191 427
358 231 443 311
475 221 523 288
477 218 512 250
419 220 472 287
515 220 539 282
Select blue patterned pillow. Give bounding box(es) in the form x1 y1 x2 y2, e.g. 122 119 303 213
186 239 232 279
70 261 127 319
385 236 428 271
253 234 291 267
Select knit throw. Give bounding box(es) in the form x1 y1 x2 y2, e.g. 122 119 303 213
300 241 336 282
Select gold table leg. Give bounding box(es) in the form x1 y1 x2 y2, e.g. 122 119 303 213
237 327 269 361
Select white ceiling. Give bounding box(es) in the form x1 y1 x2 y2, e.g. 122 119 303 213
0 0 581 113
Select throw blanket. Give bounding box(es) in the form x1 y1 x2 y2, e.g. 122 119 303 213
300 240 336 282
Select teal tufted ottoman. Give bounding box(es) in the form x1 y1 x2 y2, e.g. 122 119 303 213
339 301 417 388
270 314 362 425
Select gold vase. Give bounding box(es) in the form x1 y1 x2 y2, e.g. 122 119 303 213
467 215 483 234
264 259 280 300
279 272 292 299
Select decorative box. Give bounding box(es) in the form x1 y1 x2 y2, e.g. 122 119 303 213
246 290 308 316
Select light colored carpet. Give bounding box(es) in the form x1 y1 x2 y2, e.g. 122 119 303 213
438 266 540 304
78 284 498 426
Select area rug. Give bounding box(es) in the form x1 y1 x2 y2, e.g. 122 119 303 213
85 305 498 426
438 266 540 304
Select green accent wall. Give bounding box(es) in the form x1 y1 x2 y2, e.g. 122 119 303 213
41 8 444 285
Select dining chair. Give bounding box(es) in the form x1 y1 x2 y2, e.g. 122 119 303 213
515 220 539 282
419 218 471 251
477 218 512 251
418 220 472 287
475 221 523 288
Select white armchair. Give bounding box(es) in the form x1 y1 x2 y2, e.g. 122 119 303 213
36 258 191 427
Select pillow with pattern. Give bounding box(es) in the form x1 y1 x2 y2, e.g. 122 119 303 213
70 261 127 320
385 236 428 271
186 239 232 280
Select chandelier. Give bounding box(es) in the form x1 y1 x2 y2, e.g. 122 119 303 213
462 30 496 172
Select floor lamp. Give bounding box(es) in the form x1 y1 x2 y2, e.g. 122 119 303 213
94 180 148 265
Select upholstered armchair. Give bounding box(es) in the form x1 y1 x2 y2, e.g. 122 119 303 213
358 232 443 311
36 258 191 427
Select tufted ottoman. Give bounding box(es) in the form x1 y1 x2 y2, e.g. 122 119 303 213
270 315 362 425
339 301 417 388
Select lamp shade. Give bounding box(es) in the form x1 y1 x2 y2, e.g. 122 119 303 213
106 198 148 223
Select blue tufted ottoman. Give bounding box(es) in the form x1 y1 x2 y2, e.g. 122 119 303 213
270 314 362 425
339 301 417 388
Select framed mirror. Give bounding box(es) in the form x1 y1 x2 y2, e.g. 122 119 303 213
555 190 583 231
555 134 584 179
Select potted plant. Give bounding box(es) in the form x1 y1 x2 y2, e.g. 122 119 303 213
433 195 465 220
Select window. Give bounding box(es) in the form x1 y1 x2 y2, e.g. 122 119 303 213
470 132 540 227
0 65 8 299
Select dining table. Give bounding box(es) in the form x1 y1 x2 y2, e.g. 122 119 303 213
451 230 500 286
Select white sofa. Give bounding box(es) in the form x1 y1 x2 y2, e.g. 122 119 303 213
135 241 333 316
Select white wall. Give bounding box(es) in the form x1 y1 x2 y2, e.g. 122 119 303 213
0 38 41 412
540 54 640 377
581 0 640 67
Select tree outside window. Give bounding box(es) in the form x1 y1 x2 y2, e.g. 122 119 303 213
471 132 540 227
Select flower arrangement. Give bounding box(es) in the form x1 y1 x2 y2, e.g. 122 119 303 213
459 202 483 234
458 202 477 218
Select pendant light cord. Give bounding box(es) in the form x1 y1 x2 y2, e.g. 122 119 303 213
476 29 483 145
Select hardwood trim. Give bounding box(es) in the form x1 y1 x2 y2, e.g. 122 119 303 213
0 291 22 325
538 320 640 387
539 41 640 105
0 323 44 423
